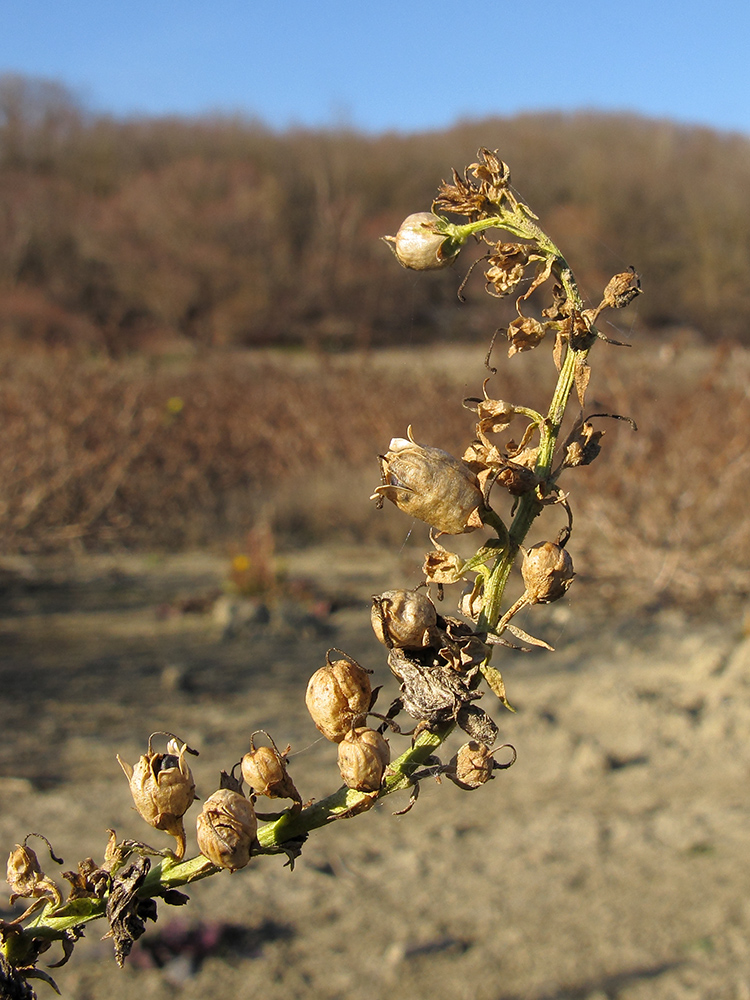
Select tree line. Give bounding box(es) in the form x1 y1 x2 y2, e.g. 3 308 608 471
1 74 748 353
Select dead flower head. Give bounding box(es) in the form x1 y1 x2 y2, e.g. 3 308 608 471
446 741 517 790
507 316 548 356
372 427 485 535
484 244 530 297
117 733 198 859
7 835 63 906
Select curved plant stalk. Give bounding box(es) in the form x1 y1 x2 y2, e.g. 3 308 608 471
2 730 446 959
1 149 638 995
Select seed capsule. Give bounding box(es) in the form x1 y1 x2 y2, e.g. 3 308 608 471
371 427 485 535
305 651 372 743
196 788 257 872
447 741 496 790
383 212 461 270
337 727 391 792
241 735 301 802
371 589 438 649
6 841 62 906
521 542 575 604
117 734 197 859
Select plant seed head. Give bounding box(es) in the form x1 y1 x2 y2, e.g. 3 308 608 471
447 741 496 790
371 589 438 649
521 541 575 604
602 268 641 310
337 727 391 792
117 736 197 859
241 744 300 802
371 427 485 535
196 788 257 872
383 212 460 270
305 652 372 742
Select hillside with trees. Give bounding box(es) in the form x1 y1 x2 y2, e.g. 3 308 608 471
1 74 749 354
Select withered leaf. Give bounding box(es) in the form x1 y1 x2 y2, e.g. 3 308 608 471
455 705 499 746
479 664 516 712
105 856 155 968
573 358 591 406
0 953 38 1000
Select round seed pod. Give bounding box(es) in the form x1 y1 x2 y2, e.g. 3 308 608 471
383 212 460 270
117 735 197 859
337 727 391 792
241 743 300 802
371 428 485 535
521 542 575 604
305 651 372 743
196 788 257 872
371 589 438 649
446 741 496 790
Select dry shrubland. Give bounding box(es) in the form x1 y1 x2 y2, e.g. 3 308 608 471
2 75 748 617
2 338 748 618
1 74 750 351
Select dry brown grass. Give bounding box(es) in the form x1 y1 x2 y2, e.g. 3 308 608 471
1 338 748 617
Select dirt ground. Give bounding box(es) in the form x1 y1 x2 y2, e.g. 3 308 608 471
2 547 750 1000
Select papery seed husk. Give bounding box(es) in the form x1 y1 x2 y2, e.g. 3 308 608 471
337 727 391 792
371 589 438 649
117 739 196 859
241 746 300 801
7 845 62 905
447 741 496 790
373 432 485 535
384 212 459 271
305 654 372 742
521 542 575 604
196 789 257 871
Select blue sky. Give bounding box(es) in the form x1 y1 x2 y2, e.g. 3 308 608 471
1 0 748 135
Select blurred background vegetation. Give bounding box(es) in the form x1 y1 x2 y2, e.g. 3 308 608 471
1 73 747 352
2 74 749 617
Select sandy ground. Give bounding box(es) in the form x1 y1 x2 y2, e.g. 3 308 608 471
2 548 750 1000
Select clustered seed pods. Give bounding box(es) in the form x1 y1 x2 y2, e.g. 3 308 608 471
305 650 372 742
117 733 197 859
372 427 486 535
196 788 257 872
